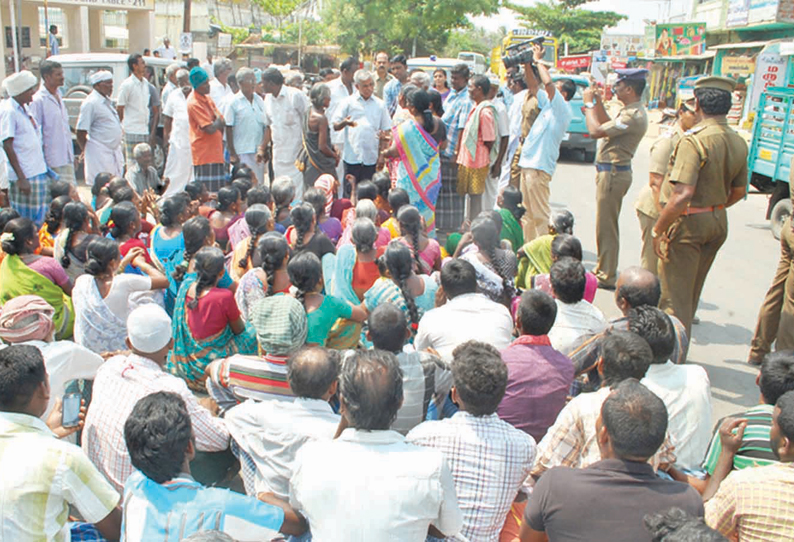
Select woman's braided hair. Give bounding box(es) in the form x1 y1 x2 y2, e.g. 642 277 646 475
172 216 212 282
290 202 315 252
287 251 322 309
397 205 424 273
60 202 89 269
187 246 225 311
45 196 71 236
351 218 377 254
383 240 420 325
472 215 516 300
256 232 289 296
239 204 272 270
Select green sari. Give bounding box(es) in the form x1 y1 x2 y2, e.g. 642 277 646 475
516 233 555 290
498 208 524 255
0 254 74 339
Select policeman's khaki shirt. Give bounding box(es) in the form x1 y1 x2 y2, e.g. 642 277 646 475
596 101 649 165
636 124 685 219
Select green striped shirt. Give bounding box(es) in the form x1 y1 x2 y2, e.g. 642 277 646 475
702 404 778 475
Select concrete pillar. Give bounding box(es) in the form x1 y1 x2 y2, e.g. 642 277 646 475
128 10 154 54
78 6 89 53
89 9 103 52
64 5 90 54
0 4 6 79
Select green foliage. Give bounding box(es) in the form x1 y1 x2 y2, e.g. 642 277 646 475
210 17 251 44
443 27 504 58
322 0 501 56
252 0 303 21
506 0 626 54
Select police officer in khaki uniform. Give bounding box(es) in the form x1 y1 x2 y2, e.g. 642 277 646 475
583 68 649 289
749 157 794 364
653 76 748 335
509 88 540 188
636 100 698 274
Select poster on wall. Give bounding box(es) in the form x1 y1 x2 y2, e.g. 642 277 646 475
646 23 706 58
778 0 794 22
558 55 591 71
600 34 644 58
749 49 788 113
748 0 781 22
727 0 752 26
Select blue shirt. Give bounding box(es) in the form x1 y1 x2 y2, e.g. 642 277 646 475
49 33 59 55
383 78 402 117
121 471 284 542
440 87 472 159
518 89 572 176
334 94 392 166
225 91 266 155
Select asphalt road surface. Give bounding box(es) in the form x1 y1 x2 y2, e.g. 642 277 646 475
553 136 778 426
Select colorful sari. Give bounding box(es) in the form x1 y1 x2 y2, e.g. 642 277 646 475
149 225 185 316
517 233 554 290
498 208 524 254
166 276 258 392
321 246 363 349
0 254 74 339
394 120 441 237
72 274 128 354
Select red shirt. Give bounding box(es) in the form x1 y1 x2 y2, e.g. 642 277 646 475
186 287 240 339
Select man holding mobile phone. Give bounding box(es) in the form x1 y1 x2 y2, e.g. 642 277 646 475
0 344 122 541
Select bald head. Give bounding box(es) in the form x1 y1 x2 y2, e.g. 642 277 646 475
616 267 661 315
287 347 340 399
340 350 403 430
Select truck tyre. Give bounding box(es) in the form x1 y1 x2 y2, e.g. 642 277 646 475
584 150 596 163
771 198 792 240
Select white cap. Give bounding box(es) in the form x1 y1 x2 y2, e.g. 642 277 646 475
4 71 38 97
127 304 172 353
89 70 113 85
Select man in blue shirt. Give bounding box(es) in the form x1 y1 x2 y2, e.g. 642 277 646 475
383 54 408 117
518 43 575 242
48 25 59 56
121 391 307 541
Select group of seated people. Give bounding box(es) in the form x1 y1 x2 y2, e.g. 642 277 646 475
0 166 790 542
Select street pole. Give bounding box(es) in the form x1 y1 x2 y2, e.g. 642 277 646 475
8 0 19 72
183 0 191 33
44 0 49 57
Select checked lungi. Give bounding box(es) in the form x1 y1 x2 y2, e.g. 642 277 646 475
436 155 465 232
9 172 51 227
193 162 228 194
123 133 149 171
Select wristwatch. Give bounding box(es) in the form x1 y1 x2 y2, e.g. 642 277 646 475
651 229 660 239
584 102 595 109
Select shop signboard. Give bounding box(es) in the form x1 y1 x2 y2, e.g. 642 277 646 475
49 0 154 9
722 56 756 77
778 0 794 22
649 23 707 58
600 34 644 58
558 54 591 71
727 0 751 26
749 49 788 112
748 0 780 22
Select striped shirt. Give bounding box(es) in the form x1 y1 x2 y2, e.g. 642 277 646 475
121 471 284 541
0 412 120 541
705 462 794 541
702 404 778 474
441 87 473 159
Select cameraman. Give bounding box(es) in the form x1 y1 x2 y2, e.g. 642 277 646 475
517 43 576 242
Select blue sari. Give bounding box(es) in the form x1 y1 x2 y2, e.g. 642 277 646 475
394 120 441 237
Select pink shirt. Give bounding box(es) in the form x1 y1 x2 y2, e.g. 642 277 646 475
458 106 496 169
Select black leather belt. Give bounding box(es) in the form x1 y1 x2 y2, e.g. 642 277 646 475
596 163 631 173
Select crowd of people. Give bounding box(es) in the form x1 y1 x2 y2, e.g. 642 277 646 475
0 38 789 542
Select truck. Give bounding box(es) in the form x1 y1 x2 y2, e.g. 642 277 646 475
747 85 794 239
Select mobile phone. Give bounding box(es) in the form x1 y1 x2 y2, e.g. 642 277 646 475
62 393 82 428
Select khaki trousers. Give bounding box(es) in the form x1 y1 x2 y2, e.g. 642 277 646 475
750 218 794 361
637 209 659 275
659 210 728 335
593 169 633 287
509 151 522 188
520 168 552 242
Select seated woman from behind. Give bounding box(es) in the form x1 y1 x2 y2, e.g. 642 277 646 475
54 201 100 284
229 204 272 282
289 251 366 346
460 214 518 306
395 204 441 274
235 232 292 321
150 194 192 315
171 216 236 300
73 237 168 354
516 209 574 289
38 196 71 257
337 199 390 250
532 234 597 304
304 187 342 244
168 246 257 392
0 217 74 339
287 202 336 260
209 186 243 253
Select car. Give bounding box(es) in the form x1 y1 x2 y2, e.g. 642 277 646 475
552 74 596 162
47 53 182 179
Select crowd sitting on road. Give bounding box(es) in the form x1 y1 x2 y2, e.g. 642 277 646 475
0 40 792 542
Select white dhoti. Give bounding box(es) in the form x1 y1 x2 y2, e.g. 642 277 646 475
484 172 500 212
238 153 266 186
163 142 194 197
84 138 123 186
499 138 520 196
273 159 304 200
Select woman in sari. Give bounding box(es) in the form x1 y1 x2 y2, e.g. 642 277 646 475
395 205 442 274
322 218 381 349
497 186 525 253
235 232 292 322
516 209 574 289
532 234 598 304
381 88 442 237
54 201 99 284
229 204 273 282
150 194 191 315
171 216 236 303
460 215 518 307
302 83 339 187
167 246 257 392
73 237 168 354
0 218 74 339
38 196 70 257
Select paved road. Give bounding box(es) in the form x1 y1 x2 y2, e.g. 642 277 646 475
552 137 778 425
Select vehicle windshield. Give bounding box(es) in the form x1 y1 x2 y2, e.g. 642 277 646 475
60 65 115 97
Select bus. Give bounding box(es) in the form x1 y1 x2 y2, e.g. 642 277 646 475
491 28 559 81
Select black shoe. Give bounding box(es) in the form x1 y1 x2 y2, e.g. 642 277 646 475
597 281 616 291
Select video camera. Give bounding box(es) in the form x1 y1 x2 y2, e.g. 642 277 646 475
502 36 545 69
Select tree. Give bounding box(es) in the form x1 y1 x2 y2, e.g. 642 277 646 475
253 0 303 29
506 0 626 54
322 0 501 57
443 27 505 58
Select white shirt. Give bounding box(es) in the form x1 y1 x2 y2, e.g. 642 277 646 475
518 88 572 176
76 89 123 149
161 80 177 110
408 412 536 542
641 361 712 471
225 91 266 155
30 86 74 169
209 79 234 112
0 98 47 181
225 397 340 499
155 45 177 60
326 77 353 146
491 99 509 167
290 428 463 541
116 74 151 135
163 89 190 149
415 292 514 364
548 299 607 355
263 85 309 167
334 94 391 166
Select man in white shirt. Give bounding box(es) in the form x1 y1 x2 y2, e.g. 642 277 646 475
0 71 50 226
155 36 177 60
333 69 391 196
76 71 124 186
632 305 712 471
416 258 514 364
518 43 575 242
161 62 181 109
30 60 75 184
225 346 341 497
290 350 463 541
209 58 234 111
258 67 309 199
548 257 607 355
408 341 536 541
163 69 194 195
326 57 356 190
82 304 230 493
499 74 528 194
484 78 510 211
117 54 152 170
225 67 266 184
